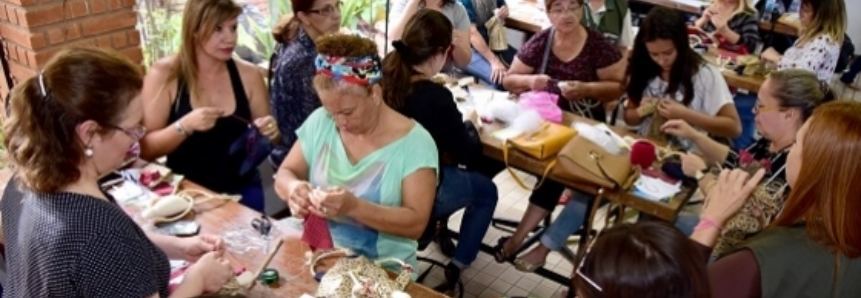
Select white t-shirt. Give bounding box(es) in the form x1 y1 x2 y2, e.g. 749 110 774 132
637 63 734 150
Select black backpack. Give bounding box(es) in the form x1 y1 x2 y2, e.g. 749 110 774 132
836 34 856 73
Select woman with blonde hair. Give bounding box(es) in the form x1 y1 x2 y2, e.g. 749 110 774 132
761 0 846 82
268 0 342 169
693 0 760 52
2 47 233 298
275 34 439 275
694 100 861 297
140 0 279 212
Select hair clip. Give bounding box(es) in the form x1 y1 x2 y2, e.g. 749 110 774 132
37 71 47 97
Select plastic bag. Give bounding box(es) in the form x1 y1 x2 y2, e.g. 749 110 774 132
519 91 563 123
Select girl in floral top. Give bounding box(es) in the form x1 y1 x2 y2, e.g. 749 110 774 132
760 0 846 82
268 0 342 167
662 69 835 255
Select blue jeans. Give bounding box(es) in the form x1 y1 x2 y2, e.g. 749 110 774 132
733 93 757 150
432 166 499 268
461 46 517 90
238 171 266 213
841 57 861 84
540 191 592 251
674 212 699 236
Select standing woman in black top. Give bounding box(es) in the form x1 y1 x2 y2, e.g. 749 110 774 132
381 9 499 294
140 0 280 213
1 47 233 297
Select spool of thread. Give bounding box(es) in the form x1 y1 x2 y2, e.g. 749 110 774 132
259 268 279 285
630 140 657 169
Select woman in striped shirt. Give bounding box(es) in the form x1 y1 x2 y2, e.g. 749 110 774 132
693 0 761 52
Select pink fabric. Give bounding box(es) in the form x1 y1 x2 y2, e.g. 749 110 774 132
302 214 334 251
519 91 563 123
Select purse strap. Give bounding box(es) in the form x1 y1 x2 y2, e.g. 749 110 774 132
309 248 352 276
587 150 622 189
538 27 555 75
503 139 556 191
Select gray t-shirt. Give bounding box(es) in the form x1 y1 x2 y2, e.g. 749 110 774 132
390 0 471 32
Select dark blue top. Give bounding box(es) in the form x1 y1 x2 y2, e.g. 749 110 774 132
1 180 170 298
269 28 320 165
458 0 507 43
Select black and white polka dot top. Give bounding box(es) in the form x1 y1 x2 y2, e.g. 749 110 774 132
1 178 170 298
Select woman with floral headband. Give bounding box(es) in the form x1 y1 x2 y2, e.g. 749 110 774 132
274 34 439 275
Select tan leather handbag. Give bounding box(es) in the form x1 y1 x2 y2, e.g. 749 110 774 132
502 122 577 190
553 134 639 190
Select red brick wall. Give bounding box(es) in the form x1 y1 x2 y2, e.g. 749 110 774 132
0 0 142 98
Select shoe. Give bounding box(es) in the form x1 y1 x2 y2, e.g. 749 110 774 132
432 263 461 296
492 236 515 263
513 257 545 273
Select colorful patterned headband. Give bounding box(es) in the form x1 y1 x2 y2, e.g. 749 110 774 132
314 54 383 86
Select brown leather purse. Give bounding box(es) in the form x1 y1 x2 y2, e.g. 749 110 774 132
553 134 639 190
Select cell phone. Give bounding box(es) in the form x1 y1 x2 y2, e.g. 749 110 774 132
155 220 201 237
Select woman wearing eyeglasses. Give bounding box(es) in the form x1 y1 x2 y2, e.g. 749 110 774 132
493 0 625 270
269 0 342 172
689 100 861 298
661 69 833 257
140 0 280 213
2 47 234 298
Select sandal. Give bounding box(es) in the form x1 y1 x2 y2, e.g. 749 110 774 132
513 257 545 273
492 236 515 263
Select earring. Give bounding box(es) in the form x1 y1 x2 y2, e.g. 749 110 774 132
84 148 93 158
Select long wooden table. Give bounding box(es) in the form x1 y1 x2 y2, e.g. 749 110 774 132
0 172 447 298
125 181 448 298
477 110 695 222
505 0 799 36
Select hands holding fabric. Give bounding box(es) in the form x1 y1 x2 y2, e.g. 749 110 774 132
286 181 358 218
253 115 280 142
702 168 766 225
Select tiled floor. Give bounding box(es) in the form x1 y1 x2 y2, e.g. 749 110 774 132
414 170 594 298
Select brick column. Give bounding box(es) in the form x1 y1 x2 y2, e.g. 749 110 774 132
0 0 142 98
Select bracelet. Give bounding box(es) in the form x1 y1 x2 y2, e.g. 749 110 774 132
174 121 191 136
694 217 723 232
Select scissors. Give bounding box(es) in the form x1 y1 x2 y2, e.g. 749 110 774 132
251 216 272 236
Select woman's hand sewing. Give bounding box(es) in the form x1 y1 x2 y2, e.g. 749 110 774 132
181 107 224 133
661 119 698 139
184 250 234 294
309 187 358 218
680 153 708 177
657 99 690 119
702 168 766 225
253 115 280 142
530 75 551 91
179 235 224 261
286 181 314 218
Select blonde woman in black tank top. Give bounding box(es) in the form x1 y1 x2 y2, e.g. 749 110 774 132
138 0 280 212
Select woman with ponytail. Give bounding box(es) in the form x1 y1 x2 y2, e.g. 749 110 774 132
268 0 342 168
382 10 499 295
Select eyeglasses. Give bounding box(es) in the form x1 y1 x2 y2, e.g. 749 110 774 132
752 100 786 114
108 123 147 141
575 229 603 292
308 2 342 16
548 3 582 15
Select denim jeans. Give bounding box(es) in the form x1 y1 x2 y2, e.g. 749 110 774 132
238 171 266 213
461 46 517 90
432 166 499 268
841 57 861 84
540 191 592 251
674 212 700 236
733 93 757 150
